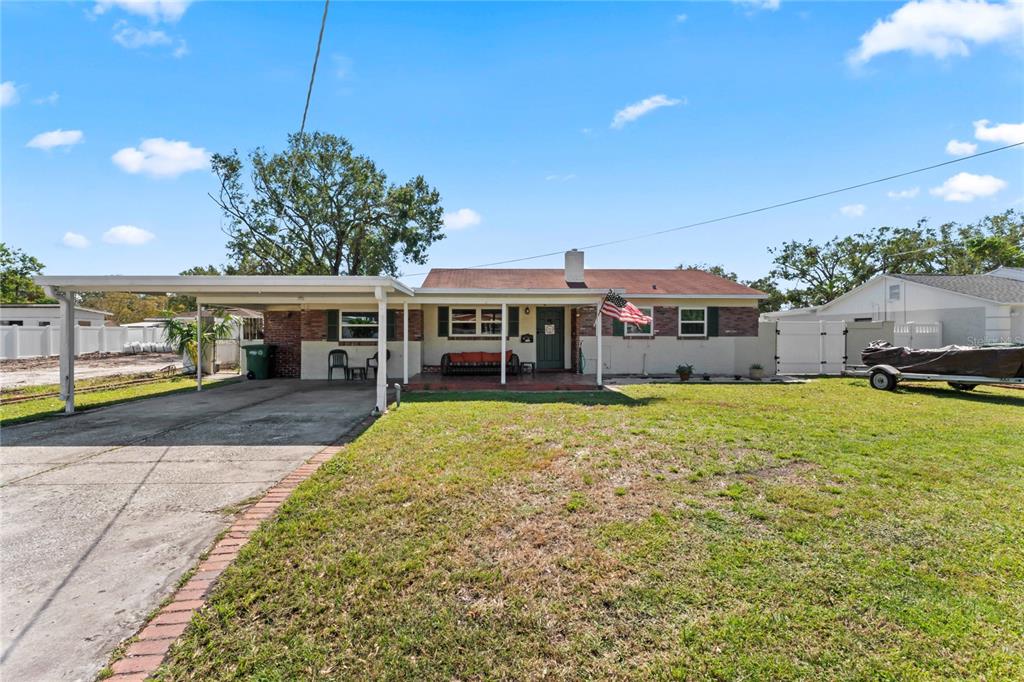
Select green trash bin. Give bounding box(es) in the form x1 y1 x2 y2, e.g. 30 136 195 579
244 344 272 380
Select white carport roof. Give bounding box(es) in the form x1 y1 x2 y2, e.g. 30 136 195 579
35 275 415 306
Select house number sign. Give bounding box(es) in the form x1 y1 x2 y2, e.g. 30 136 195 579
544 324 556 335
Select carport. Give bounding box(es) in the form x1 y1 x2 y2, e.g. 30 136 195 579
35 276 415 415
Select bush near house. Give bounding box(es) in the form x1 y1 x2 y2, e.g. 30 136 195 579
160 380 1023 680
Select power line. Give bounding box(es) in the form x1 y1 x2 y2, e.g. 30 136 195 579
300 0 330 135
405 140 1023 277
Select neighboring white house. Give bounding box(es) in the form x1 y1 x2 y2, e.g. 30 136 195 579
0 304 111 327
763 267 1024 346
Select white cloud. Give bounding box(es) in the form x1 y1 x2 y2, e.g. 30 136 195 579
62 232 91 249
333 54 353 79
33 91 60 106
734 0 781 10
26 129 85 150
929 172 1006 202
840 203 866 217
172 39 189 58
887 187 920 199
94 0 191 23
973 118 1024 145
945 138 977 156
675 14 688 23
849 0 1024 66
113 24 172 48
544 173 577 182
610 94 684 129
443 208 482 230
112 137 210 178
1 81 18 107
103 225 155 245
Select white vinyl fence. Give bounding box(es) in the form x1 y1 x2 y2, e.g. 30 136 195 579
0 325 169 360
894 322 942 349
776 320 848 375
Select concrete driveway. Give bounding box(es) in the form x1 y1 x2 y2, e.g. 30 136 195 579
0 379 376 681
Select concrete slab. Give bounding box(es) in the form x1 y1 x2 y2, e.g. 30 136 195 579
0 379 376 681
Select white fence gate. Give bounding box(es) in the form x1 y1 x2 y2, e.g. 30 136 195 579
894 322 942 349
776 321 847 375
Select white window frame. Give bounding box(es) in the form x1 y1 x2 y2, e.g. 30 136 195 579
340 310 380 340
625 306 654 336
678 307 707 337
888 284 901 301
449 307 503 337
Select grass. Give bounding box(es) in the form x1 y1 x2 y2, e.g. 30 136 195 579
158 380 1024 680
0 375 235 426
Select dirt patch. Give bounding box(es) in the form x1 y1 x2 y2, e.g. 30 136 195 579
0 352 181 389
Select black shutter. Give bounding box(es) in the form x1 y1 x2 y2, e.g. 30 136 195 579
326 310 339 341
508 306 519 337
438 306 449 337
386 310 397 341
707 307 719 337
612 318 624 336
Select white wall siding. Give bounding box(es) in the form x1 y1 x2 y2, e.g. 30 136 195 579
300 341 421 380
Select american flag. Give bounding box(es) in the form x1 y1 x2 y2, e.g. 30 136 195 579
600 290 652 325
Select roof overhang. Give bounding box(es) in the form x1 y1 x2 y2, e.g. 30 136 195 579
35 275 415 300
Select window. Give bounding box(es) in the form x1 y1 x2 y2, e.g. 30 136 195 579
625 306 653 336
888 284 901 301
449 307 503 337
341 311 379 339
679 308 707 337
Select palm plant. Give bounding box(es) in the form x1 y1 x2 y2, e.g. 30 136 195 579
163 313 234 374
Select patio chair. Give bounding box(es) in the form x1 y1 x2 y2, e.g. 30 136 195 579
366 349 392 379
327 349 349 380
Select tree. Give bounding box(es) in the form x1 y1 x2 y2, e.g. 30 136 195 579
76 291 170 325
1 243 50 304
678 262 739 282
678 262 785 313
211 132 445 276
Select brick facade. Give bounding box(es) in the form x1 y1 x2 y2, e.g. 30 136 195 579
717 306 759 337
263 311 302 378
653 306 677 337
301 309 327 341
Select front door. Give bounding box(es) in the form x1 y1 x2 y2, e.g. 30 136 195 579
536 307 565 370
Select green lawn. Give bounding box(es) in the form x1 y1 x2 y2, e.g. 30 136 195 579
0 375 234 426
159 380 1024 681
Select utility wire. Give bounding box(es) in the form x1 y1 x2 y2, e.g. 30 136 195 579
300 0 330 135
405 140 1023 277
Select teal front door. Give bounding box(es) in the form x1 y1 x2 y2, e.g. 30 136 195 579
536 307 565 370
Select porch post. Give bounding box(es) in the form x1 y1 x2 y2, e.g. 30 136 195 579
375 286 387 414
196 303 203 391
595 299 603 386
59 292 76 413
500 303 507 385
402 301 409 384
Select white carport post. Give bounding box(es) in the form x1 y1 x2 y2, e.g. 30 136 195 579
375 286 387 414
196 303 203 391
595 298 603 387
58 292 76 413
402 301 409 384
500 302 508 385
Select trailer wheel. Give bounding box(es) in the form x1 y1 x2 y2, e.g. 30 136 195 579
869 369 897 391
948 382 977 391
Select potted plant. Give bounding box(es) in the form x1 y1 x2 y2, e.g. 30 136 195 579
163 312 234 375
749 363 765 380
676 363 693 382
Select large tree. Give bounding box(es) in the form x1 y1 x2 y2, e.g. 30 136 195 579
1 243 50 304
211 132 445 276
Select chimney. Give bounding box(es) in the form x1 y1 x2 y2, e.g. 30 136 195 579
564 249 585 286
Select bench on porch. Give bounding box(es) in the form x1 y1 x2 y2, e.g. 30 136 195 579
441 350 520 376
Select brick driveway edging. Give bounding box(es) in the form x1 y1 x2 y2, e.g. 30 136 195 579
105 415 376 681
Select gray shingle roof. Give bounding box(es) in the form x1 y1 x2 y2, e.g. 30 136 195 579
892 273 1024 304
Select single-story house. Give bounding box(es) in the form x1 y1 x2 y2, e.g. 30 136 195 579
35 250 768 414
0 304 111 327
763 267 1024 347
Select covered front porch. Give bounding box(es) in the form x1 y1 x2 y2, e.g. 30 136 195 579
404 370 598 392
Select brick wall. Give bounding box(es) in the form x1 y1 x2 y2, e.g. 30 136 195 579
718 307 759 337
301 310 327 341
577 305 614 337
653 306 677 337
389 309 424 342
263 311 301 378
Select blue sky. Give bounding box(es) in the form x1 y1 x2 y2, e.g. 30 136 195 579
3 0 1023 286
